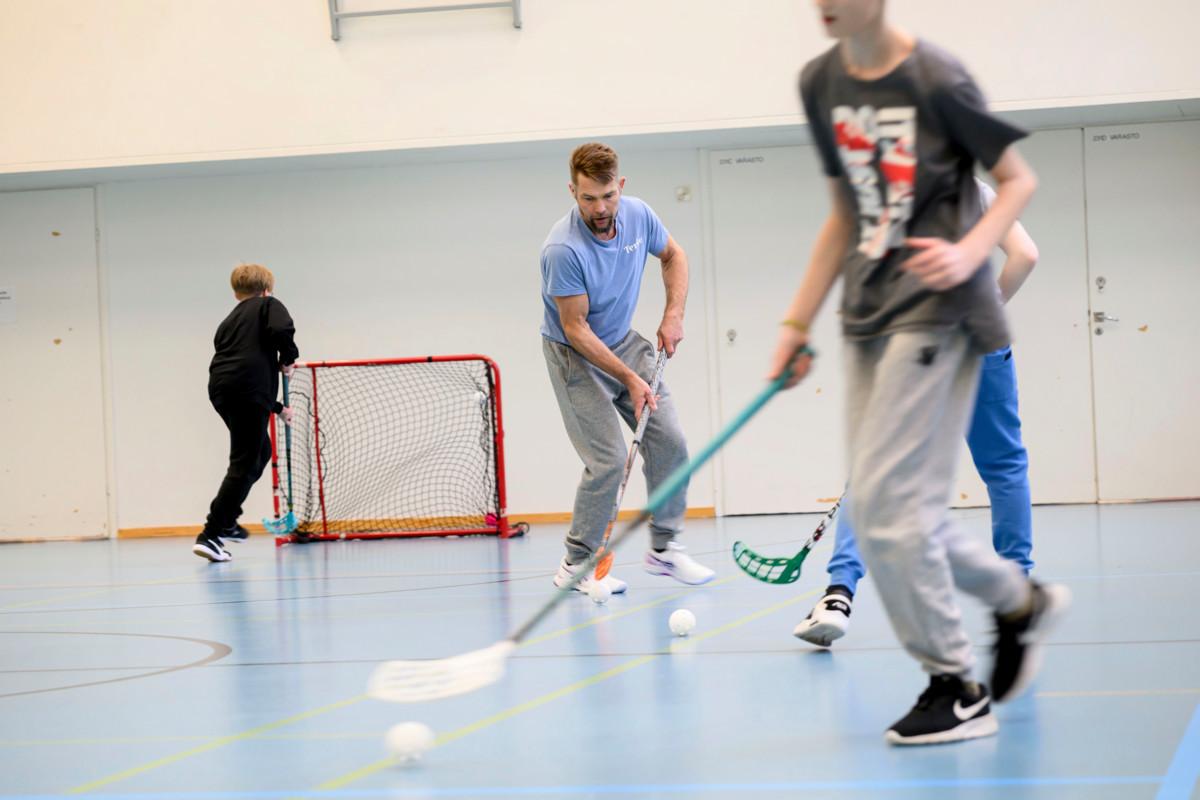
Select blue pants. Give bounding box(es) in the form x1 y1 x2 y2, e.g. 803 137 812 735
828 346 1033 592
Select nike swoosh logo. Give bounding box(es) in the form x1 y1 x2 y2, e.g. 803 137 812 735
953 696 989 721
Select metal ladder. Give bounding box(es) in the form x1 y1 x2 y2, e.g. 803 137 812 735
327 0 522 40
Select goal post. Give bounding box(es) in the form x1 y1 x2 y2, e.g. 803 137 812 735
269 355 524 545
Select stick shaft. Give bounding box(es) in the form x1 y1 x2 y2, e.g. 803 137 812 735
512 367 792 643
597 351 668 555
283 373 293 513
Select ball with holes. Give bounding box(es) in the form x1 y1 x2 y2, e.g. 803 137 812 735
385 721 436 765
668 609 696 637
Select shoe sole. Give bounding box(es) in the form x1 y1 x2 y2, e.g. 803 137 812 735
885 713 999 746
552 578 628 595
793 620 847 647
192 545 231 563
643 558 715 586
993 584 1072 704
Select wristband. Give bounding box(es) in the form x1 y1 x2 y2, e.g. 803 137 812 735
780 318 809 333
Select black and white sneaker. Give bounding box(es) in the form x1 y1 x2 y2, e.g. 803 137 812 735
991 581 1072 703
793 585 853 647
885 674 998 746
192 533 232 562
220 524 250 543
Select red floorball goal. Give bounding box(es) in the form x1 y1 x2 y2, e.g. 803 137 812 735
269 355 524 544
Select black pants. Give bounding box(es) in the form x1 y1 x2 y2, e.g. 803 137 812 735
204 401 272 534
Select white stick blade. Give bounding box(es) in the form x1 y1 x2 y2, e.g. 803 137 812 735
367 641 515 702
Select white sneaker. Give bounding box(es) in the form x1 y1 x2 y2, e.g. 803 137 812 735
793 588 852 647
643 542 715 585
553 558 628 594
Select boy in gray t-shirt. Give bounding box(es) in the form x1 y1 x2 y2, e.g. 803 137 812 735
769 1 1070 746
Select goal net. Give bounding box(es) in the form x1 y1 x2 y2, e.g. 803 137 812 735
269 355 522 544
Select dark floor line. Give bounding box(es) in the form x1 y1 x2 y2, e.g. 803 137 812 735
6 636 1192 677
0 572 556 616
0 533 809 594
0 631 231 699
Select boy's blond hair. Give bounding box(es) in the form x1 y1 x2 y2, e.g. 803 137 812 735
230 263 274 297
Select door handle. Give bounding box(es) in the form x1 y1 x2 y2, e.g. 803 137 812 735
1093 312 1119 323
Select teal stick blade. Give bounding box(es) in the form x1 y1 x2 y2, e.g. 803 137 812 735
732 540 810 585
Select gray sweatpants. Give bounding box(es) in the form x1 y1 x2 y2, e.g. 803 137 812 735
846 329 1028 677
543 331 688 564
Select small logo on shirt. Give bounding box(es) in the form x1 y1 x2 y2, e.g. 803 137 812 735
623 236 644 254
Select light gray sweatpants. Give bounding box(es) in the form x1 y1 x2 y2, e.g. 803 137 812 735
846 329 1029 677
542 331 688 564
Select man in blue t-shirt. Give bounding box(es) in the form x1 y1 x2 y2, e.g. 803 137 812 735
541 142 715 594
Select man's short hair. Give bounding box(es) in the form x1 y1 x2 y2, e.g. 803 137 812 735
230 263 274 296
569 142 619 185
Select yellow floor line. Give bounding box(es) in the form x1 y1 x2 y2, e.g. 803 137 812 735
19 684 1197 751
4 732 387 746
64 695 366 794
314 586 820 791
60 577 736 793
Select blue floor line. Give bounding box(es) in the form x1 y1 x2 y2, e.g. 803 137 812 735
3 775 1165 799
1157 701 1200 799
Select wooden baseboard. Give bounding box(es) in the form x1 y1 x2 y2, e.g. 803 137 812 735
511 507 716 525
118 523 268 539
116 507 718 539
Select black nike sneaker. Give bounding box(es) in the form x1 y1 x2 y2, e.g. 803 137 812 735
885 674 998 746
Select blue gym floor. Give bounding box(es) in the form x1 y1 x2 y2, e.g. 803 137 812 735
1 502 1198 799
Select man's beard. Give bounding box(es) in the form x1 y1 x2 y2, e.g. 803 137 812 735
586 215 612 235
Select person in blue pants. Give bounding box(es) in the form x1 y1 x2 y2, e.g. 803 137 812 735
794 178 1040 647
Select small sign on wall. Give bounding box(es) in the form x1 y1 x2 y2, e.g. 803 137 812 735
0 287 14 325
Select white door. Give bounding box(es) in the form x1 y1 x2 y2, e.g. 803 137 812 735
953 128 1097 506
708 132 1099 515
0 189 110 540
1085 120 1200 501
707 146 847 514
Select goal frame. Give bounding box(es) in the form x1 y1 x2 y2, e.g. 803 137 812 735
269 354 519 545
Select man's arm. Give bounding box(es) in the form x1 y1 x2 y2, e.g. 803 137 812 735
901 146 1037 291
555 294 657 417
657 235 688 357
768 178 855 388
996 219 1039 303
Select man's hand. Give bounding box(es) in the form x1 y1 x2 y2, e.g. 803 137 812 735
282 362 296 378
768 326 815 390
624 372 658 419
657 313 684 357
900 237 985 291
279 406 295 425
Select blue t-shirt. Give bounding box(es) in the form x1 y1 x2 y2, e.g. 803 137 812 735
540 196 670 347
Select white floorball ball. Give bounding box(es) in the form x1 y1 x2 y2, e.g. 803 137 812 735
669 609 696 636
589 581 612 604
385 721 436 765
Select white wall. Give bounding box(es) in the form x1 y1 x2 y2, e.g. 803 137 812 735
6 123 1195 536
99 148 714 530
2 0 1197 174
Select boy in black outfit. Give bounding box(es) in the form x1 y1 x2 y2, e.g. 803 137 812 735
196 263 298 562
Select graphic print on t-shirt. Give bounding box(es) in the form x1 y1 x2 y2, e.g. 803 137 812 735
832 105 917 259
